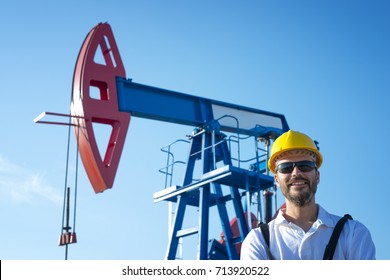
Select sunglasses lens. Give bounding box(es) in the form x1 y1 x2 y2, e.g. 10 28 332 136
297 162 316 172
276 161 316 174
276 162 294 174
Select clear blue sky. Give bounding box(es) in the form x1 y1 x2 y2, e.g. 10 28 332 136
1 0 389 260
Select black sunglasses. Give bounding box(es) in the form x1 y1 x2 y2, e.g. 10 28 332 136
276 160 317 174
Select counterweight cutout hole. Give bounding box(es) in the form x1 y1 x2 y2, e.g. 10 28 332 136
89 80 109 100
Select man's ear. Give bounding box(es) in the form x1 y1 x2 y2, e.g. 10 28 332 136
274 173 280 186
316 170 320 185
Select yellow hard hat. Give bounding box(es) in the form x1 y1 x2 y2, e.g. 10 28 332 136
268 130 323 173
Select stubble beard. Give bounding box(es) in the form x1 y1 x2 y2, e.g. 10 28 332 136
282 177 317 207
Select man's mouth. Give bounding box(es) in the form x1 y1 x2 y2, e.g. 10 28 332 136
288 180 309 188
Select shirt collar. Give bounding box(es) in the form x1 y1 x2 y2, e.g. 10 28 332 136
316 205 337 227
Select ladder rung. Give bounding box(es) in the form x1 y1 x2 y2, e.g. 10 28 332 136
176 226 199 238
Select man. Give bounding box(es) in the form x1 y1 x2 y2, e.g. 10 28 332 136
240 130 375 260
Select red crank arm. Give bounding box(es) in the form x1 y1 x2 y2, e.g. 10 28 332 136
70 23 130 193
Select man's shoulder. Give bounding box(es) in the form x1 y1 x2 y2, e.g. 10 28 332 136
320 206 372 236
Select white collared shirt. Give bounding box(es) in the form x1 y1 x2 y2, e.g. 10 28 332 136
240 205 376 260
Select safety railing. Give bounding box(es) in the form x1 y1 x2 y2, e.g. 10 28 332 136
159 139 190 189
158 117 273 190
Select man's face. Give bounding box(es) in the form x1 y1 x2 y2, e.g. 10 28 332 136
274 153 320 207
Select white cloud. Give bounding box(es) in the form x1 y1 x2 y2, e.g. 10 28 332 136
0 155 62 205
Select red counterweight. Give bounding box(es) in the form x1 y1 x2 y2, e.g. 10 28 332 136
70 23 130 193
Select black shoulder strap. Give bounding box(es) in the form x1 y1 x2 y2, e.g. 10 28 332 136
259 222 270 248
259 222 273 259
323 214 353 260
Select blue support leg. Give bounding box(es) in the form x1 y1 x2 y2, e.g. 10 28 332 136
197 185 210 260
212 183 239 260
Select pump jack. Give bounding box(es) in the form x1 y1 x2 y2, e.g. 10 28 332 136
35 23 289 259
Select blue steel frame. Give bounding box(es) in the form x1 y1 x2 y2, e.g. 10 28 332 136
116 77 289 259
